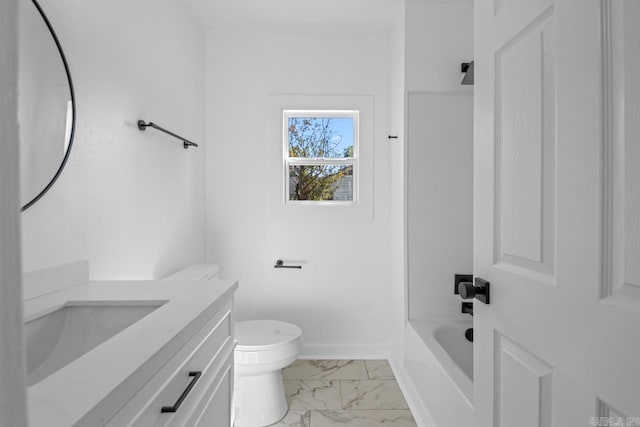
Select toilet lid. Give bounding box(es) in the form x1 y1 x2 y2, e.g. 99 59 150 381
236 320 302 351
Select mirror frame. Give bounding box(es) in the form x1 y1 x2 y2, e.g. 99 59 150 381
22 0 76 211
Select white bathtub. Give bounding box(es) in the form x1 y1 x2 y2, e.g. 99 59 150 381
409 319 473 404
434 322 473 381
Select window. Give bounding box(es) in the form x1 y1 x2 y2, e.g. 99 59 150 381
283 110 359 204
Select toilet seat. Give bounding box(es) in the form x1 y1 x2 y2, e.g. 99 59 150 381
235 321 302 374
236 320 302 351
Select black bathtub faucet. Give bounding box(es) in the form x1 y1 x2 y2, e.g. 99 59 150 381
461 302 474 316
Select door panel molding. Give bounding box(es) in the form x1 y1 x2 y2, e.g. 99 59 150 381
601 0 615 300
600 0 640 310
597 399 629 424
494 332 553 427
493 8 557 281
493 1 553 42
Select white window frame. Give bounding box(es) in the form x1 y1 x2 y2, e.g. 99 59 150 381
283 109 359 205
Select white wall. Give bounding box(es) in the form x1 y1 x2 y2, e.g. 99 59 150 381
389 4 407 363
407 91 473 320
0 0 28 424
404 2 474 320
406 2 475 93
205 27 393 356
20 0 206 279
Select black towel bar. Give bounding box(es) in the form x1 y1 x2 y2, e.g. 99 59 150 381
138 120 199 149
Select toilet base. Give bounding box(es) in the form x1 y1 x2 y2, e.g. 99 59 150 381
234 370 288 427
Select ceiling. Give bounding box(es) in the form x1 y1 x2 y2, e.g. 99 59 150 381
182 0 405 31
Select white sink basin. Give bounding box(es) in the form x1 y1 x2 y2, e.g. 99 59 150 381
25 302 164 385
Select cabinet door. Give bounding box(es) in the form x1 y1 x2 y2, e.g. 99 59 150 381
188 365 233 427
104 302 233 427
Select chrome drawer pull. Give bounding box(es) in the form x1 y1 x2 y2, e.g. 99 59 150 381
161 371 202 413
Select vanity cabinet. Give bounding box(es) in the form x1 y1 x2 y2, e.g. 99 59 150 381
104 300 235 427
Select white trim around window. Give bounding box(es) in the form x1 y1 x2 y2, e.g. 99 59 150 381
268 94 374 222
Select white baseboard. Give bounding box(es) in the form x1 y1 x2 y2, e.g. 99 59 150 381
299 343 390 360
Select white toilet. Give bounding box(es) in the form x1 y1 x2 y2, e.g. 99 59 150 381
163 265 303 427
234 320 302 427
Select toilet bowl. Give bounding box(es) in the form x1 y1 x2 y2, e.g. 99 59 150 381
234 320 302 427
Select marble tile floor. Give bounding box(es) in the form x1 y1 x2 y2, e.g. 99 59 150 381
269 360 417 427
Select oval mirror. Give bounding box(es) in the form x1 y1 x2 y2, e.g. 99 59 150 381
18 0 76 211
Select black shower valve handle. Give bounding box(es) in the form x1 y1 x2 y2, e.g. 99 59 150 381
458 282 476 299
458 278 490 305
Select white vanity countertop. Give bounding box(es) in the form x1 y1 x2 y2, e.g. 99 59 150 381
25 279 238 427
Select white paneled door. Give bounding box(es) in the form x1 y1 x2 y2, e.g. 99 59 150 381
474 0 640 426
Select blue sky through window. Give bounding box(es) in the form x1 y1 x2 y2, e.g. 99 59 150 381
328 118 354 156
288 117 354 158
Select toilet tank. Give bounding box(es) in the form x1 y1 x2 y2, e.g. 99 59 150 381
163 264 220 281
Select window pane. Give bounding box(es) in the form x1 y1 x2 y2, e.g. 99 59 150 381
288 117 354 158
288 164 353 201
